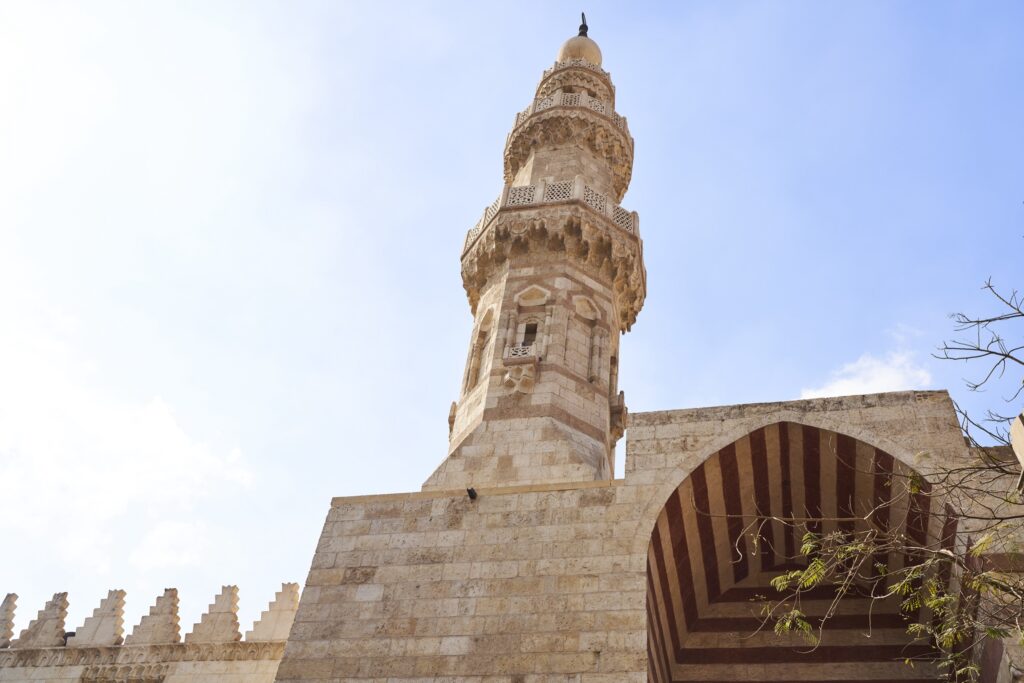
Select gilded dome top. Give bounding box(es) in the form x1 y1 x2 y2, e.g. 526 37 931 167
556 13 602 66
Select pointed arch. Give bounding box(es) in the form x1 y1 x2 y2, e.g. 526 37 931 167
644 420 954 682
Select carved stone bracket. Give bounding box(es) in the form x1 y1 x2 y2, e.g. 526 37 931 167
503 356 538 394
610 390 628 443
540 58 613 88
462 208 646 332
537 65 615 104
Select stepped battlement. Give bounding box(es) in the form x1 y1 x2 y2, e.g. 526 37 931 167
0 585 299 682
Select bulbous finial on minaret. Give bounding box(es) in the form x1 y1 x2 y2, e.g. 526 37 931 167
557 12 602 65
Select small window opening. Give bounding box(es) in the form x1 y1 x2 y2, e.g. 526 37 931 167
522 323 538 347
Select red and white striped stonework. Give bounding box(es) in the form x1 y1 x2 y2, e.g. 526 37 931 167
646 422 955 683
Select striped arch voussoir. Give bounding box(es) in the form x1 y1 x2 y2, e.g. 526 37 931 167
644 420 952 683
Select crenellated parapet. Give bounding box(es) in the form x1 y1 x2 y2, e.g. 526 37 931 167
67 589 125 647
0 584 299 681
245 583 299 642
0 594 15 648
125 588 180 646
11 592 68 649
185 586 240 644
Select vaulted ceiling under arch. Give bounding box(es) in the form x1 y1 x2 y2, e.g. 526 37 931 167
646 421 955 683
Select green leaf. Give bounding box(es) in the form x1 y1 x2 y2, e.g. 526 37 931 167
969 533 993 557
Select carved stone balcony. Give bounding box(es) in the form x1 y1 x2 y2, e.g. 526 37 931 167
511 90 628 134
506 344 537 361
537 59 616 104
504 89 634 201
463 176 639 254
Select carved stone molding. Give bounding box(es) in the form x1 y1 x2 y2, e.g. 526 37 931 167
540 58 612 85
610 390 628 443
81 663 168 682
461 208 646 331
504 111 634 203
536 66 614 103
0 641 285 669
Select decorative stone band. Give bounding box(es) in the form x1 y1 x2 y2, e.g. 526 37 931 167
464 176 639 254
0 641 285 670
512 89 627 134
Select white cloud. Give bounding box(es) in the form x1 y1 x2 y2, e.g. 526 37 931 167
129 521 213 572
0 2 314 635
800 351 933 399
0 299 252 575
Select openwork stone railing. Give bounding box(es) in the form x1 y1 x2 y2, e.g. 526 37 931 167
513 90 628 133
464 176 639 252
541 58 610 82
507 345 536 359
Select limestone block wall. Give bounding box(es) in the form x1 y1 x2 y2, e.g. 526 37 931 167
280 390 986 682
0 585 299 683
278 480 649 682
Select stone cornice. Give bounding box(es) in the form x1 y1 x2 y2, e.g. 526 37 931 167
461 205 646 332
0 641 285 669
463 178 637 257
539 59 613 89
504 109 634 203
536 65 615 104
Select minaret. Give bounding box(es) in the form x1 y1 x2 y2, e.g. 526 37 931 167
425 16 645 490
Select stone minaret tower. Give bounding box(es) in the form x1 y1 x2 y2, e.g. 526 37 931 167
424 17 646 490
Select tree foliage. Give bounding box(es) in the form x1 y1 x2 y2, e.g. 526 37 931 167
759 280 1024 681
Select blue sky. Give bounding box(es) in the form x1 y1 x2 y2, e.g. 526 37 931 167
1 1 1021 636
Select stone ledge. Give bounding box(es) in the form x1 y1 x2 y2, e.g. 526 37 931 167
631 389 951 426
332 478 621 507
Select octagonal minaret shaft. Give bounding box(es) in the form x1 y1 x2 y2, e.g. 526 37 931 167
424 20 646 491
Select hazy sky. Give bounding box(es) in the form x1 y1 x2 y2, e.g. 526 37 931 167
1 1 1022 636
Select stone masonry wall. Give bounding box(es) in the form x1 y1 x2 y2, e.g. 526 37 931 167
279 390 973 681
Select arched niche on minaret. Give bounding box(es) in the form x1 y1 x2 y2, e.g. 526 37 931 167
462 306 495 395
570 294 607 385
